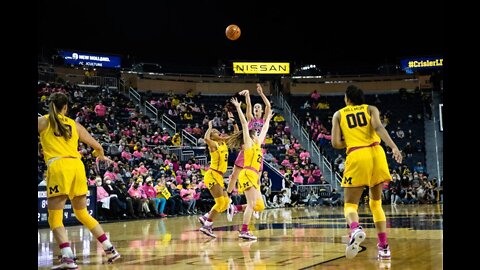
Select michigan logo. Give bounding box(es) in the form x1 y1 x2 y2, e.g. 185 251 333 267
343 177 352 185
49 185 59 194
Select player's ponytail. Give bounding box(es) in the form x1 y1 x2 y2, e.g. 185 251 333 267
226 131 243 150
226 129 255 150
48 92 72 140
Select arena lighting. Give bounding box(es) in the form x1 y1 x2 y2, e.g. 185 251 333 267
300 64 316 71
291 76 323 79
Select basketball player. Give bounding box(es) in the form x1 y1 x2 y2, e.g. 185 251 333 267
331 86 402 260
38 92 120 269
226 84 271 219
197 120 231 237
227 97 273 240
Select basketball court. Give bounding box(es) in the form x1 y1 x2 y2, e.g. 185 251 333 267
38 204 443 269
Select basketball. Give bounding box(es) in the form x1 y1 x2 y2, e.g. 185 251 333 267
225 24 241 40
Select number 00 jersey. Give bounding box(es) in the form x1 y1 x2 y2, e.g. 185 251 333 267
339 105 380 152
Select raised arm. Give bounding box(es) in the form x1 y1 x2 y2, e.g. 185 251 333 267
331 111 347 149
204 120 217 152
256 83 271 120
257 109 274 143
369 105 403 164
228 111 239 133
239 89 254 122
230 97 252 149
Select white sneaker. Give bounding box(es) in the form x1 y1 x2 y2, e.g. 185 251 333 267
200 225 216 238
345 227 366 259
377 244 391 260
253 211 260 219
239 231 257 240
227 203 236 222
51 256 78 270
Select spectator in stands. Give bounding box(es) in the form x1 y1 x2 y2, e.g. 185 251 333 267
331 85 402 260
171 133 181 146
273 113 285 123
310 90 321 103
180 180 197 214
302 100 311 110
413 162 425 174
403 142 413 158
415 139 424 152
260 171 273 205
395 127 405 140
183 111 193 121
311 165 322 182
94 101 107 119
192 123 203 136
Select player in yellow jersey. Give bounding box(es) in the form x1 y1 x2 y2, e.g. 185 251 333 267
197 119 232 237
331 86 402 261
227 97 273 240
38 93 120 269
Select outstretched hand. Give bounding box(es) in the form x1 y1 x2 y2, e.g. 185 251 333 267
239 90 249 96
230 97 241 107
256 83 263 95
266 109 274 120
208 120 213 128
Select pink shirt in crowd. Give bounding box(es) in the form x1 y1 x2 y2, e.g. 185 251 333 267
96 186 110 201
143 184 157 198
94 104 107 117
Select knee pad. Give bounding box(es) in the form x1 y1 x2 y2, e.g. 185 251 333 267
219 196 230 212
212 196 226 213
253 198 265 212
73 208 99 230
344 203 358 219
369 199 386 223
48 209 64 230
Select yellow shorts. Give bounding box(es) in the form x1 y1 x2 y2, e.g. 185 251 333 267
204 169 225 190
46 158 88 199
238 169 260 193
341 145 392 188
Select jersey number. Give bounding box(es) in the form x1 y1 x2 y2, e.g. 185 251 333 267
256 154 262 163
224 153 228 162
346 112 367 128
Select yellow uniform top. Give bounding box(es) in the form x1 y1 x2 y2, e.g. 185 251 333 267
339 104 380 152
209 141 228 173
39 114 81 163
243 142 263 172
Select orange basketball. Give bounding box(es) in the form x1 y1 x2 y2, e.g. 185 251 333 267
225 24 241 40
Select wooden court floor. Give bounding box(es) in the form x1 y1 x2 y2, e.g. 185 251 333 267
38 204 443 269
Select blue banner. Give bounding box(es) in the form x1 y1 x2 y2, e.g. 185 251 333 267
400 56 443 74
38 186 97 227
60 50 121 68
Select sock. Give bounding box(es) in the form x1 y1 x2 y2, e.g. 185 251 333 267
378 232 388 247
350 221 360 232
59 242 74 258
98 233 113 250
204 212 210 218
241 224 248 232
235 205 243 212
